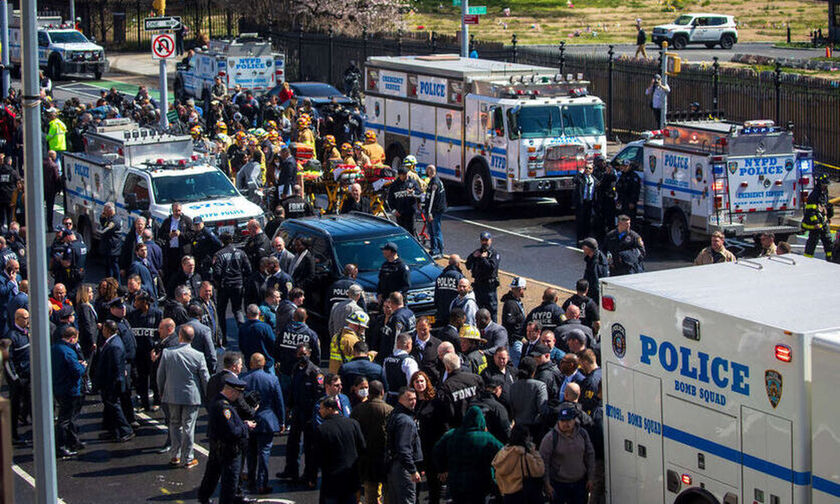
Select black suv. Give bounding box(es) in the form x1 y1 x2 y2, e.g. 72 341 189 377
277 213 442 322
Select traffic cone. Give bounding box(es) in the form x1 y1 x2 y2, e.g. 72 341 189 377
827 46 832 58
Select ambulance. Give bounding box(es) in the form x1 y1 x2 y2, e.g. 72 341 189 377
174 34 285 102
600 255 840 504
364 54 606 209
610 119 813 248
63 119 264 248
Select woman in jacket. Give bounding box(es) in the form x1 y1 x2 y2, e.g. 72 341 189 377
492 424 546 503
74 284 98 360
410 370 446 504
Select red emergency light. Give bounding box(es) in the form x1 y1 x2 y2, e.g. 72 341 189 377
775 344 792 363
681 474 692 485
601 296 615 312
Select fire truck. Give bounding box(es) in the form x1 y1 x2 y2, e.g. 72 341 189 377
364 54 606 209
610 120 813 248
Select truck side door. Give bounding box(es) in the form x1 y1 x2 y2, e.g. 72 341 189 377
118 172 151 227
487 106 509 180
37 31 50 66
613 144 648 220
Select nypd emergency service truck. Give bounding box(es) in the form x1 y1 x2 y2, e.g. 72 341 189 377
364 54 606 209
9 13 108 80
600 255 840 504
174 34 285 102
63 120 264 248
610 120 812 248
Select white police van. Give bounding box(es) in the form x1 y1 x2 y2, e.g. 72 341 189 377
9 14 108 80
600 255 840 504
62 120 264 248
610 120 812 248
174 34 285 102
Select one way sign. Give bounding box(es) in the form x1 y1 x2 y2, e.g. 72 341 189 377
144 16 182 31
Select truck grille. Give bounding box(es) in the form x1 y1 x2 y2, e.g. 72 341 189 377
543 145 584 176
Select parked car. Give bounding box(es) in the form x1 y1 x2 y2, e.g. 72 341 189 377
651 13 738 50
266 81 355 111
276 213 441 324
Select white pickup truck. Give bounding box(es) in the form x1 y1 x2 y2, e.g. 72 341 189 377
9 14 107 79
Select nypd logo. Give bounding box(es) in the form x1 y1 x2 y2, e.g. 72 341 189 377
765 369 782 408
611 323 627 358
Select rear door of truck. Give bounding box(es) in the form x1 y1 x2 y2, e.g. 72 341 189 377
810 334 840 503
228 55 274 92
726 154 797 215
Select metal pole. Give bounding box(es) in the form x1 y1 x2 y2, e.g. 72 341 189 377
660 41 668 128
608 44 614 139
22 0 58 497
460 0 468 57
136 0 140 48
1 0 9 98
362 27 367 63
712 56 719 117
328 27 333 85
69 0 75 24
159 57 168 129
298 25 303 81
511 33 517 63
559 40 566 76
397 29 403 57
774 61 782 124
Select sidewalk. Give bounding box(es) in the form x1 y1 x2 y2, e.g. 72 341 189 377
109 51 176 78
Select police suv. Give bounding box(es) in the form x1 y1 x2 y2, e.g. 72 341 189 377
174 34 285 102
610 119 812 248
10 14 107 80
63 119 264 248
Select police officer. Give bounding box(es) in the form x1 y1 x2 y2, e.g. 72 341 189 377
604 215 646 276
803 173 834 260
387 164 420 235
526 288 565 332
197 375 256 504
279 343 324 486
281 184 316 220
327 263 366 313
593 156 617 243
2 308 30 443
434 254 464 327
213 232 252 346
377 242 410 303
614 160 641 219
127 292 162 412
191 217 223 279
53 231 86 297
107 298 138 427
465 231 501 321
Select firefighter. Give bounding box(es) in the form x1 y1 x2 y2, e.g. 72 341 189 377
353 141 371 167
322 135 341 164
803 173 833 260
340 143 356 166
296 116 316 149
361 131 385 166
402 155 428 192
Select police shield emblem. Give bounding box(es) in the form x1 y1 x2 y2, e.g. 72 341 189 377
728 161 738 175
765 370 783 408
611 323 627 359
374 101 381 118
446 112 453 130
648 155 656 174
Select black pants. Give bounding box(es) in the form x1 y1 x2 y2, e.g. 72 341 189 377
594 204 616 244
576 200 594 242
9 378 31 439
473 283 498 322
119 361 136 424
56 395 82 449
198 445 242 504
135 338 154 410
652 107 662 128
217 286 243 345
0 204 12 230
101 389 132 438
285 410 317 481
805 227 833 259
165 248 182 278
396 212 415 236
45 191 56 229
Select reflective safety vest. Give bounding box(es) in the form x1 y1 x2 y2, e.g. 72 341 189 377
328 327 358 373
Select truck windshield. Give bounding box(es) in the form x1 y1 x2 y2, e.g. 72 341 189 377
49 31 90 44
561 104 606 136
673 15 693 25
151 170 240 205
334 234 431 272
514 106 565 139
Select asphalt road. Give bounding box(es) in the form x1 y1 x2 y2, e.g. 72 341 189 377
526 41 825 63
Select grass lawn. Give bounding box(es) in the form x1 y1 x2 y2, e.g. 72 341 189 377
403 0 829 45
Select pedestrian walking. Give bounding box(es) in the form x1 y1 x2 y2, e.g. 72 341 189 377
424 165 447 256
634 18 648 59
51 326 86 458
604 215 646 276
573 159 597 244
492 424 546 504
315 395 367 504
384 387 423 504
242 353 285 494
802 173 834 260
350 380 392 504
95 319 134 442
539 407 595 504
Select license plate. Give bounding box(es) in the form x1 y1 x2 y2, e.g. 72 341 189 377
218 225 234 235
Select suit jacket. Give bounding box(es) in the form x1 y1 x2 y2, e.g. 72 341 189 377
166 270 202 300
242 368 285 433
192 298 222 346
156 215 193 257
411 335 441 370
275 249 295 276
185 318 217 373
94 335 126 394
291 250 317 291
119 227 144 271
128 259 157 298
157 342 209 406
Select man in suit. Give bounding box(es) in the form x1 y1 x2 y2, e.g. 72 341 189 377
185 303 217 373
339 341 388 392
166 255 202 300
128 242 157 299
271 236 295 275
157 324 210 468
573 159 597 244
193 281 222 347
119 215 148 277
290 237 316 293
411 316 441 370
164 285 191 326
51 326 87 457
156 202 193 278
242 353 285 494
94 320 134 442
238 304 276 373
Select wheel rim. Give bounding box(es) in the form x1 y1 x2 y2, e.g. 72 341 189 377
471 172 484 202
721 36 732 48
670 218 685 246
675 37 686 49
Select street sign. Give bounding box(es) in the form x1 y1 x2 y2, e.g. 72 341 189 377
166 109 179 123
452 0 461 5
467 6 487 14
144 16 181 31
463 14 479 25
151 32 176 59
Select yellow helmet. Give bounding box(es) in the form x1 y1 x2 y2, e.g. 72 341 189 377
234 131 247 144
268 130 280 141
216 121 228 132
323 135 336 147
364 130 377 142
189 125 203 139
341 142 353 154
264 120 278 131
459 324 483 341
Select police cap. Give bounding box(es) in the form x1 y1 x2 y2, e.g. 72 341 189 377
381 242 398 253
223 375 247 391
529 343 551 356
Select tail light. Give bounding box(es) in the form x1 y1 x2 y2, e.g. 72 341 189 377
774 180 783 186
713 180 725 192
775 344 792 362
681 474 692 485
602 295 615 311
740 181 748 188
799 176 810 186
714 195 723 209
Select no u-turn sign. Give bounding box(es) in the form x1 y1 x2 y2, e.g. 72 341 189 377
151 32 176 59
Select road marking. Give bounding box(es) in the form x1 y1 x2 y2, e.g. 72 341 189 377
136 412 210 457
12 464 68 504
444 213 582 253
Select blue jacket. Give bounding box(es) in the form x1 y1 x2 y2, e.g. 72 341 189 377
242 368 285 433
239 318 276 372
94 334 126 394
314 393 351 425
339 357 389 392
0 272 18 330
258 303 277 330
51 340 85 397
6 291 28 331
129 259 157 298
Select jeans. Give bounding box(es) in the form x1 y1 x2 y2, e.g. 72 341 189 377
167 403 200 462
55 395 83 449
550 478 587 504
247 432 273 489
428 212 444 255
384 464 415 504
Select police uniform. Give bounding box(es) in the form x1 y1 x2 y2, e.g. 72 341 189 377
594 165 617 242
126 303 162 411
191 220 223 278
386 172 420 234
377 244 411 299
465 237 501 321
198 376 250 504
615 166 641 217
604 228 646 276
284 357 323 482
803 175 834 260
327 276 367 313
281 194 316 220
434 264 464 326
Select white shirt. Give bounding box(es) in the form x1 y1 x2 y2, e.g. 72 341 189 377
169 217 180 248
393 349 419 385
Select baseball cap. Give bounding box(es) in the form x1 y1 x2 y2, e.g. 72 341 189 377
558 408 576 421
530 343 551 356
480 231 492 240
581 238 598 250
381 242 398 253
223 375 247 391
510 277 527 288
193 216 203 224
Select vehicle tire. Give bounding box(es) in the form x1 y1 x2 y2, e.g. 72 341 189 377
666 210 689 249
672 35 688 50
78 218 96 258
719 34 735 50
466 162 494 210
385 143 406 171
705 42 717 49
674 488 720 504
48 56 62 81
554 191 573 213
